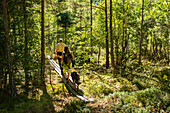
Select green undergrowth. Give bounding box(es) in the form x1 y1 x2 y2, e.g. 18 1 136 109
1 59 169 113
58 60 169 112
58 100 91 113
58 69 169 112
0 92 54 113
104 87 169 112
58 87 169 113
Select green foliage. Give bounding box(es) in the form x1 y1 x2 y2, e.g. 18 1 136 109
0 92 54 113
57 12 74 27
0 0 169 112
105 87 169 112
59 101 91 113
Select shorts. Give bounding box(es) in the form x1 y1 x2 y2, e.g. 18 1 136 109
63 63 73 73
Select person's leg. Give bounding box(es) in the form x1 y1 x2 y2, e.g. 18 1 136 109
58 58 64 75
66 63 72 83
66 72 69 83
67 72 70 80
58 58 61 67
61 68 64 76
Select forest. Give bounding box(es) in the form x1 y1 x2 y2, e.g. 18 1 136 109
0 0 169 112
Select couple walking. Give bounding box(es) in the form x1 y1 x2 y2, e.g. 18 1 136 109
54 38 74 83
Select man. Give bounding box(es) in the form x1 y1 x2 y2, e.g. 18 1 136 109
54 38 65 75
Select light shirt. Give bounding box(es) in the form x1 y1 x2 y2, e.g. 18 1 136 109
56 42 65 53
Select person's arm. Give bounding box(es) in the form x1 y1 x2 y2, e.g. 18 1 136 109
61 54 64 68
54 45 58 60
56 45 59 55
71 53 75 67
56 50 58 56
71 53 74 60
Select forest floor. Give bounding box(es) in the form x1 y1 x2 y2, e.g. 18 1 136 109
0 60 169 113
44 61 170 113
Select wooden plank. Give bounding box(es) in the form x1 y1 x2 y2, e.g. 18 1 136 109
47 55 94 102
48 58 84 96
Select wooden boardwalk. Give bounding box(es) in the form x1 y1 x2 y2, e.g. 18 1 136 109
47 55 94 102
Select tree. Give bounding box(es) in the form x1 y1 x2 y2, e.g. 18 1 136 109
105 0 109 68
90 0 93 56
2 0 17 98
41 0 47 94
110 0 115 75
166 0 169 65
120 0 128 66
23 0 29 95
57 12 73 44
139 0 144 65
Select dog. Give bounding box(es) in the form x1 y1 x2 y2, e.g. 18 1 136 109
71 72 81 91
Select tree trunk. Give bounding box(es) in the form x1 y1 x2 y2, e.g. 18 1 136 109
139 0 144 65
124 21 128 64
2 0 17 98
121 0 125 65
115 23 120 66
105 0 109 68
121 0 128 65
90 0 93 56
41 0 47 94
48 16 51 55
65 24 67 44
154 33 158 60
4 70 7 89
12 12 18 75
23 0 29 95
110 0 115 75
54 23 59 54
98 41 101 65
166 0 170 65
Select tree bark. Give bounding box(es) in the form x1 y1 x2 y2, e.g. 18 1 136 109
23 0 29 95
115 23 120 66
41 0 47 94
139 0 144 65
2 0 17 98
166 0 170 65
90 0 93 56
121 0 127 65
105 0 109 68
110 0 115 75
98 40 101 65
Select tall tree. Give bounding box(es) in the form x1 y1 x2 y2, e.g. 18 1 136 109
166 0 169 65
115 22 119 67
105 0 109 68
139 0 144 65
90 0 93 56
57 12 73 44
2 0 17 98
110 0 115 75
23 0 29 95
120 0 126 65
41 0 47 94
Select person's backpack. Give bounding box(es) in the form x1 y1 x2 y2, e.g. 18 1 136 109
64 53 73 65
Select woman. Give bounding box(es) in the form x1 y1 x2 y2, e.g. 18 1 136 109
61 46 74 83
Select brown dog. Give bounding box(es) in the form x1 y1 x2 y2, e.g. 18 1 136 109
71 72 81 91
